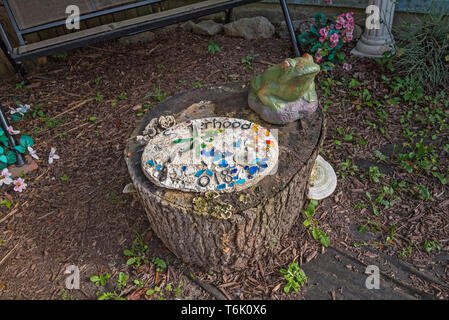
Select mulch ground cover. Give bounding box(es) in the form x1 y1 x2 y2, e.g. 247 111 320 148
0 25 448 300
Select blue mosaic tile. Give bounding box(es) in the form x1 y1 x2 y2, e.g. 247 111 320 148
248 166 258 175
235 179 245 184
206 169 213 176
195 169 205 177
156 165 162 171
146 159 155 166
216 184 226 190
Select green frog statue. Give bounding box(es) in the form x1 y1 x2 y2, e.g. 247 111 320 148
248 53 320 125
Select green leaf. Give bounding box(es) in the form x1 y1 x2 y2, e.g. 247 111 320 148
123 249 133 256
310 26 319 36
0 162 6 169
19 135 34 148
15 145 26 154
0 155 8 163
6 151 17 164
126 257 136 265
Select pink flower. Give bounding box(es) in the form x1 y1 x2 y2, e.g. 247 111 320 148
343 63 352 71
319 27 328 38
346 32 353 42
0 168 13 186
28 146 39 160
7 126 20 135
13 177 27 192
48 147 60 164
319 36 326 43
335 23 343 30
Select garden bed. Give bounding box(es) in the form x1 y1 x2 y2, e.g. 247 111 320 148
0 25 448 300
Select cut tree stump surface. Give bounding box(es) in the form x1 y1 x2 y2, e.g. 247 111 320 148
125 82 326 272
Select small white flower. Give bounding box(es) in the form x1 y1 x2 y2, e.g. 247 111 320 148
48 147 60 164
7 126 20 135
0 168 13 186
27 146 39 160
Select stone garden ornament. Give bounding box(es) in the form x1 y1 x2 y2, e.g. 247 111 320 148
248 53 320 125
249 53 337 199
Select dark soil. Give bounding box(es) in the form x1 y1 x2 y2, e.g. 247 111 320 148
0 25 448 300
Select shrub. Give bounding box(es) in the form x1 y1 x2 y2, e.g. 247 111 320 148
391 8 449 91
298 12 355 70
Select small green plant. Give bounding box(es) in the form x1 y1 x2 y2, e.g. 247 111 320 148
368 166 385 183
95 93 104 102
152 257 167 272
117 272 128 290
375 50 396 72
145 83 167 103
90 273 111 286
0 200 11 208
89 117 98 122
302 200 330 247
118 93 128 100
133 279 143 287
424 240 442 253
241 52 255 70
207 39 220 54
192 82 202 88
280 262 307 293
123 231 149 268
338 157 358 179
15 81 26 90
60 174 69 181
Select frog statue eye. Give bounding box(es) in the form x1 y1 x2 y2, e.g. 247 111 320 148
281 60 291 69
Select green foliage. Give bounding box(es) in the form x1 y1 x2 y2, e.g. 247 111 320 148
0 130 34 169
123 231 149 268
207 39 220 55
392 8 449 91
297 12 352 70
280 262 307 293
302 200 330 247
152 257 167 272
90 273 111 286
241 51 255 70
145 83 167 103
424 240 442 253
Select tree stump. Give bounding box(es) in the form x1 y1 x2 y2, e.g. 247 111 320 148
125 83 326 272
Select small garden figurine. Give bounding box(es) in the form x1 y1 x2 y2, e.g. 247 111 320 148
248 54 320 125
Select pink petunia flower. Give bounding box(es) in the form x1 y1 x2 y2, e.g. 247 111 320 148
0 168 13 186
13 177 27 192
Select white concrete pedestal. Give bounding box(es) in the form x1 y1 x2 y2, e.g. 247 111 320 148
351 0 396 58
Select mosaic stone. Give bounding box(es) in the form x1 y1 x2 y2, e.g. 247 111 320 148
141 117 278 193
